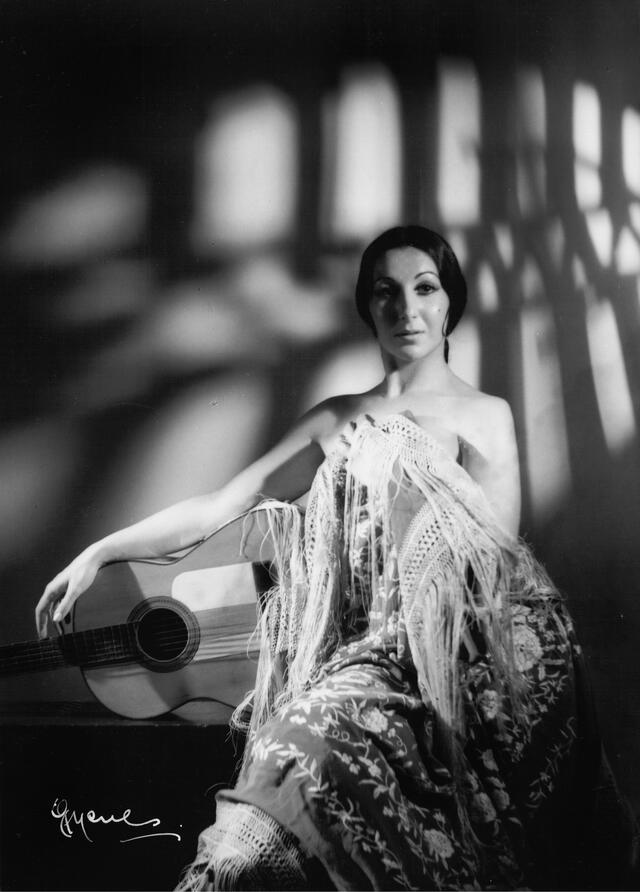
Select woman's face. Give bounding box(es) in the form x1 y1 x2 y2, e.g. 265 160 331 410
369 246 450 363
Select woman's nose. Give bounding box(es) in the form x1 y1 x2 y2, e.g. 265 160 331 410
397 288 419 319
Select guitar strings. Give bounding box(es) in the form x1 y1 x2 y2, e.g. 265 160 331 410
0 637 255 672
1 621 256 662
11 618 257 648
0 623 255 660
0 617 259 672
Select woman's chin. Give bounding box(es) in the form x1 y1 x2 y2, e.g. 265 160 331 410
383 340 442 364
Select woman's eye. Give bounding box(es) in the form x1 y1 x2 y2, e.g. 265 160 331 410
416 283 436 295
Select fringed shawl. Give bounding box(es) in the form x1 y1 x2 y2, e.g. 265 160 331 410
234 412 557 764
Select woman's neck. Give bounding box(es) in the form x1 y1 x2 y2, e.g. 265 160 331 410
379 350 453 398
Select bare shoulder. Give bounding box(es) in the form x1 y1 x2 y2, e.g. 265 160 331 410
289 393 363 444
479 395 516 459
469 391 514 430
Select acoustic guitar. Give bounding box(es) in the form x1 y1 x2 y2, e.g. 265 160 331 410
0 508 281 718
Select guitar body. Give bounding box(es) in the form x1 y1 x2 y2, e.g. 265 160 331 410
68 509 278 718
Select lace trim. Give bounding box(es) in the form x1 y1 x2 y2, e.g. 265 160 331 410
175 801 306 891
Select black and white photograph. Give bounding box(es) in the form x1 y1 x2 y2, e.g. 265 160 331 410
1 1 640 889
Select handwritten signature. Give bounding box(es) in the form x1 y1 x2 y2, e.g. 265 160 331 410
51 797 182 843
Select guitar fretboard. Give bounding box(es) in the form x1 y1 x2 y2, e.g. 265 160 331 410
0 625 138 676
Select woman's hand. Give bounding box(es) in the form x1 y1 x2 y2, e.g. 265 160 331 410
35 547 103 639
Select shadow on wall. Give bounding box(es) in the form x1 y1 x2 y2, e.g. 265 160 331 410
0 0 639 808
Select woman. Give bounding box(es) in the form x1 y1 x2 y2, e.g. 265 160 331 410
37 227 635 890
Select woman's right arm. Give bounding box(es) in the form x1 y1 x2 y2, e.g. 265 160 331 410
35 400 343 637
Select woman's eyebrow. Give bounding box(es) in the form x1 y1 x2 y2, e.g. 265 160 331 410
414 270 440 279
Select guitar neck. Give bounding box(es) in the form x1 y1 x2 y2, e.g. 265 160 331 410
0 626 137 676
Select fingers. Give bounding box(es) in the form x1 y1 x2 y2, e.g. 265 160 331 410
36 553 99 638
35 574 69 639
52 589 75 625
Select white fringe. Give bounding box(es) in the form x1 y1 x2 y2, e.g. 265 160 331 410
234 413 558 771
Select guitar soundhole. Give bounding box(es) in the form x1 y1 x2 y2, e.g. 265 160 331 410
129 598 200 673
137 609 187 661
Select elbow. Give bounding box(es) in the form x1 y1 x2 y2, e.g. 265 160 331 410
261 440 325 501
198 484 263 539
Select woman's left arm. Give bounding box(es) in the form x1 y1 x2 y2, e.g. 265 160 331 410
464 398 521 538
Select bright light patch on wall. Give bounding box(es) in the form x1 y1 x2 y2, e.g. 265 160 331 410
302 342 383 410
231 256 340 342
445 229 468 268
520 306 572 521
516 67 546 216
1 165 147 266
573 83 601 165
630 203 640 236
622 108 640 196
517 68 546 143
95 375 273 538
437 60 481 226
585 208 613 266
494 223 515 269
573 83 602 210
521 256 544 303
449 317 480 388
90 375 274 613
476 262 499 313
586 299 636 454
575 166 602 210
193 86 297 251
615 227 640 275
329 66 401 241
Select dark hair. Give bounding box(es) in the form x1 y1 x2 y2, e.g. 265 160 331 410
355 225 467 340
